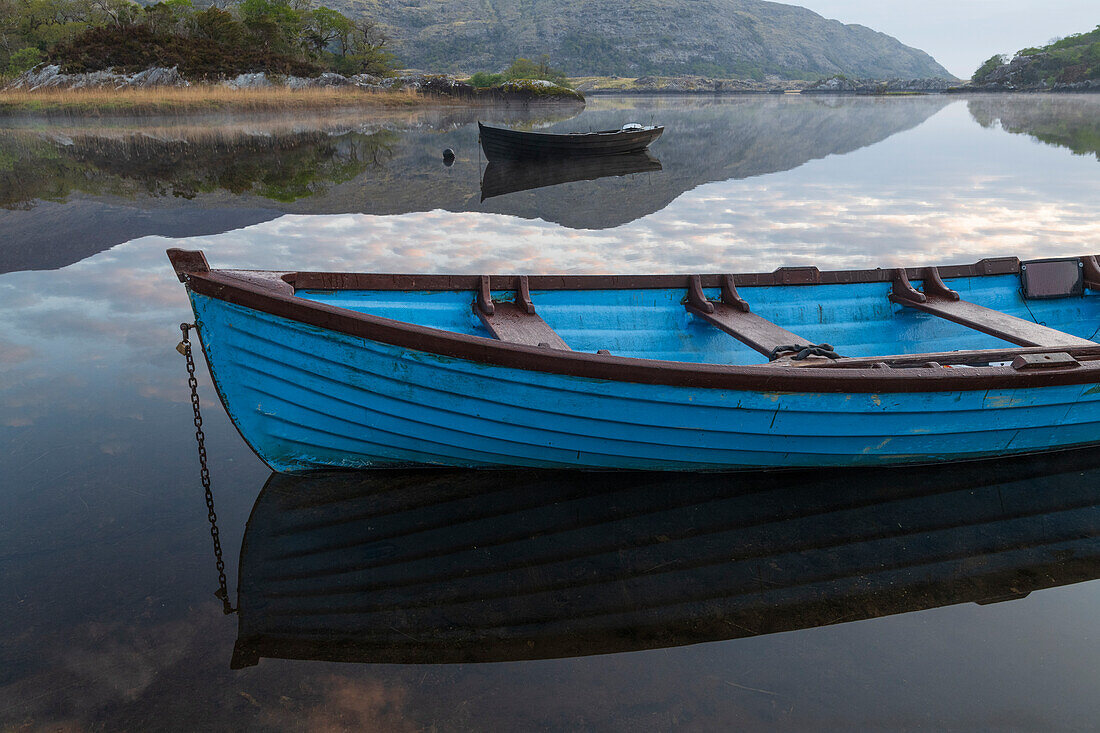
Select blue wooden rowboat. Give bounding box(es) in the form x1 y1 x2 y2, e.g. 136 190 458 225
168 250 1100 474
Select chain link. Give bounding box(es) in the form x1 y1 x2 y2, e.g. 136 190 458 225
179 322 236 615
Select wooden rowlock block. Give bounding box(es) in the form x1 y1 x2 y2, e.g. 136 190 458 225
1011 353 1080 370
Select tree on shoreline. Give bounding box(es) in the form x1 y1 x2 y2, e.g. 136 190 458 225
1 0 394 78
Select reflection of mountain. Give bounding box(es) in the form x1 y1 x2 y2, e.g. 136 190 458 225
231 449 1100 667
967 96 1100 161
1 97 948 273
471 96 949 227
480 152 662 200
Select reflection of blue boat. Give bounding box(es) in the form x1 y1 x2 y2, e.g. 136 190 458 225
169 249 1100 473
230 450 1100 666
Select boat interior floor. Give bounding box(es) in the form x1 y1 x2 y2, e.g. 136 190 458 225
295 263 1100 369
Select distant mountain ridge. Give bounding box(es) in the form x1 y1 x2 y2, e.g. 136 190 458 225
337 0 952 80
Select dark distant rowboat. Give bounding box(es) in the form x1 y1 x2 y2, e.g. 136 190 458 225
480 151 662 200
169 249 1100 473
478 121 664 160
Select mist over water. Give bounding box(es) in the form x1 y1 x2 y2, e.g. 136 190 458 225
1 93 1099 730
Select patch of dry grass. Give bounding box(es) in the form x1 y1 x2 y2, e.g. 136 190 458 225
0 85 444 116
569 76 645 91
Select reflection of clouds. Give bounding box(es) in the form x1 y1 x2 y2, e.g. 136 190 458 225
0 342 34 365
0 601 417 731
176 176 1099 275
0 612 199 726
283 676 415 733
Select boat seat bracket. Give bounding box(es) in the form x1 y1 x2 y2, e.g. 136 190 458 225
685 275 820 357
476 275 495 316
686 274 750 313
475 275 571 351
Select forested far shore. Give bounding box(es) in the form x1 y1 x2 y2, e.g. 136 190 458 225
971 25 1100 90
0 0 393 80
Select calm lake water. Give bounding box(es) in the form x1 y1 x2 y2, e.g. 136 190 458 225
2 93 1099 730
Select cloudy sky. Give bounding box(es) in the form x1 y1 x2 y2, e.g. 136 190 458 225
797 1 1098 78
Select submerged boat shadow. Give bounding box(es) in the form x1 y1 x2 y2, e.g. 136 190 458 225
230 450 1100 668
479 152 663 201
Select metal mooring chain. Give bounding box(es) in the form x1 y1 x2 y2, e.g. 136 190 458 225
178 322 236 615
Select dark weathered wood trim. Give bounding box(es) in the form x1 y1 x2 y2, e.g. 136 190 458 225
272 256 1029 293
796 345 1100 369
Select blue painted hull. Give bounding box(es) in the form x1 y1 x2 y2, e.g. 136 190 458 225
189 292 1100 473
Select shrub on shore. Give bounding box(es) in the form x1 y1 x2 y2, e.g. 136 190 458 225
0 0 394 80
467 55 573 89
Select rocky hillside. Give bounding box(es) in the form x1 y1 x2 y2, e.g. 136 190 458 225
336 0 952 80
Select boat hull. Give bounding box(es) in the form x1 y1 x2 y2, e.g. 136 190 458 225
478 122 664 160
189 292 1100 473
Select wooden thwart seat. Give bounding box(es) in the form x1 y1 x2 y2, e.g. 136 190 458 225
890 268 1095 348
475 275 571 350
684 275 814 357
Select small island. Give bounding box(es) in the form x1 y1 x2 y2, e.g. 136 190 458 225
966 25 1100 92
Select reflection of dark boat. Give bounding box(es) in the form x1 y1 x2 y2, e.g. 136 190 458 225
230 449 1100 667
478 121 664 160
479 152 662 200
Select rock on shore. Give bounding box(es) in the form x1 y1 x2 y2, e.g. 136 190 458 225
804 76 956 94
4 64 190 90
3 65 583 102
575 75 956 94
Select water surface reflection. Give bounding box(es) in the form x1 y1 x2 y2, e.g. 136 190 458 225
235 451 1100 667
2 95 955 271
3 93 1100 729
968 94 1100 160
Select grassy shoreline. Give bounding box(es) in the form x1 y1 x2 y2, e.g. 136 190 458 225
0 86 457 116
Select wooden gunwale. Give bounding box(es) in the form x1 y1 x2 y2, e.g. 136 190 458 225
480 122 663 138
170 250 1100 394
